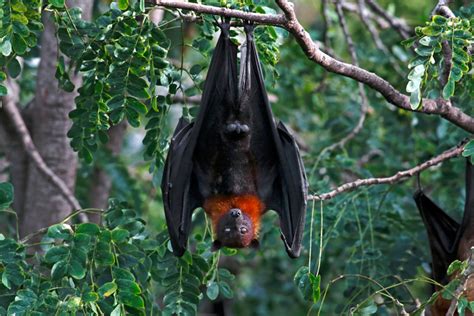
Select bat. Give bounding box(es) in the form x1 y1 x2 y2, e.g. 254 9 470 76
413 160 473 314
161 22 308 258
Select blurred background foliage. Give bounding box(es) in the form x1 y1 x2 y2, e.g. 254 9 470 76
0 0 472 315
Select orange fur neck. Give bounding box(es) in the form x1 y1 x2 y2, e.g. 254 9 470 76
203 194 265 236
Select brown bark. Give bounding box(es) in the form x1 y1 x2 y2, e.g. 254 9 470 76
0 80 30 214
19 0 93 236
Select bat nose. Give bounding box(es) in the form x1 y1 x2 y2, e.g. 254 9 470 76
230 208 241 218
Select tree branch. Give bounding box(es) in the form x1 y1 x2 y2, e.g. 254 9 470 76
154 0 286 26
364 0 411 39
154 0 474 133
308 140 468 201
0 81 81 212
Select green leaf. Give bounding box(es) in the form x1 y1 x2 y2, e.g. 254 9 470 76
69 259 86 279
2 263 24 288
7 58 22 78
44 246 69 263
442 279 461 300
0 85 7 96
74 233 91 249
126 86 150 99
0 39 12 56
409 88 422 110
0 182 14 209
462 140 474 163
118 291 145 310
118 0 129 10
414 45 433 57
76 223 100 236
112 267 136 281
421 25 442 36
442 78 455 99
218 281 233 299
112 228 130 243
401 36 417 48
127 97 148 114
47 223 73 240
98 282 118 298
447 260 463 275
12 34 27 55
110 305 123 316
206 282 219 300
51 260 68 280
458 297 468 316
309 274 321 303
432 15 447 25
293 266 321 303
116 279 141 294
50 0 65 8
82 292 99 303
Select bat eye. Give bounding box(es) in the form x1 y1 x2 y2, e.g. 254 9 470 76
224 228 231 233
240 227 248 234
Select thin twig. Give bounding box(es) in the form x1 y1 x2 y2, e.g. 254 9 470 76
364 0 411 39
20 208 104 243
309 140 468 201
0 80 82 213
339 1 390 29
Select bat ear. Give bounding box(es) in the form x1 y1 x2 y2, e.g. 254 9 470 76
249 239 260 249
211 240 222 252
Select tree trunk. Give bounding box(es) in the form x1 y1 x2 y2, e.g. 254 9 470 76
19 0 93 236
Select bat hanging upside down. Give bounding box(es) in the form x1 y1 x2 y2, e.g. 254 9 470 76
414 160 474 315
161 22 308 258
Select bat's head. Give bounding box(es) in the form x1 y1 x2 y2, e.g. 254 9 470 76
212 208 259 250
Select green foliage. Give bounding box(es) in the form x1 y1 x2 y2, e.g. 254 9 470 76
0 0 42 94
48 5 175 167
463 140 474 163
0 197 236 316
294 266 321 303
404 8 473 108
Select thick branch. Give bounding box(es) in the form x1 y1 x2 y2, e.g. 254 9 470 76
308 140 468 201
153 0 474 133
0 84 81 212
154 0 286 26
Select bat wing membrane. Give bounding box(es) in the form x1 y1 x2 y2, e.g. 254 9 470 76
414 190 459 285
240 25 308 258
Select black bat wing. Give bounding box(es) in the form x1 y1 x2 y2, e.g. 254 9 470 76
455 160 474 248
240 25 308 258
414 189 459 285
161 24 239 256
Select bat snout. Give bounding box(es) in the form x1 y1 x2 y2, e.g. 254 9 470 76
230 208 242 218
